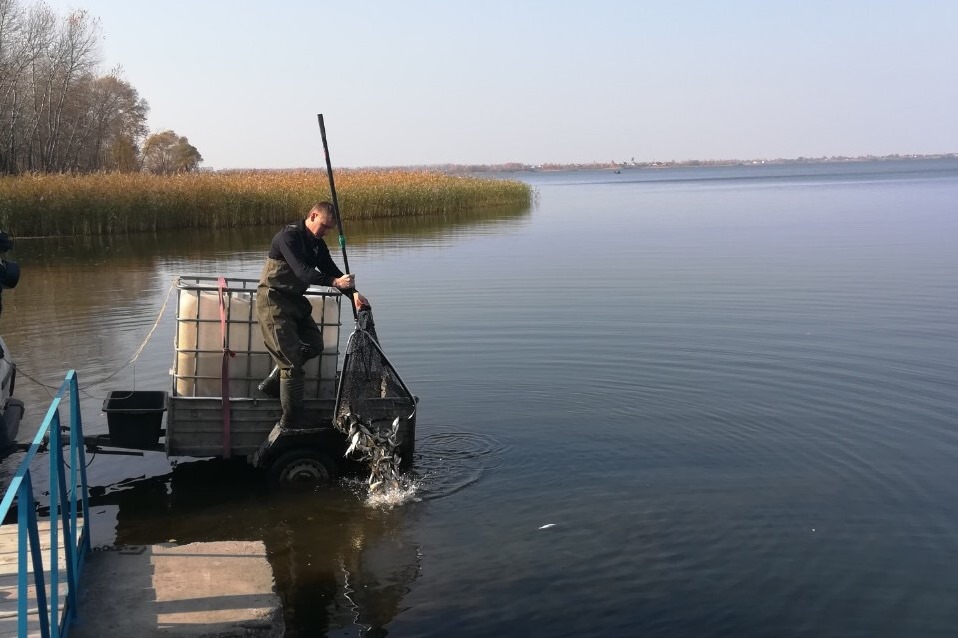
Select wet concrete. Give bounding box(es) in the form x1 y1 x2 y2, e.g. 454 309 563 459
72 541 282 637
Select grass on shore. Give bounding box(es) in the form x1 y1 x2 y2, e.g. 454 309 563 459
0 170 533 237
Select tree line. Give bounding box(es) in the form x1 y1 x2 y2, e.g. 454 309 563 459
0 0 201 174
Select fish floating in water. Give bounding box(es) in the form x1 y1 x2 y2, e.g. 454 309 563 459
339 411 405 493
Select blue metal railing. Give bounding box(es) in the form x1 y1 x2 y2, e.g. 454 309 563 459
0 370 91 638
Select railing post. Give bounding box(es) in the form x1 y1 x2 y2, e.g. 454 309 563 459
69 379 79 567
58 371 81 625
70 371 92 560
48 410 60 638
17 478 27 636
56 412 78 631
21 472 50 638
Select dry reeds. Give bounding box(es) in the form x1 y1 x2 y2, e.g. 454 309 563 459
0 170 532 236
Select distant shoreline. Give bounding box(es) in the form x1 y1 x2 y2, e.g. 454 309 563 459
390 153 958 175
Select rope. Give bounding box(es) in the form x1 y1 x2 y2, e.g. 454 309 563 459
12 277 177 400
10 363 56 399
84 278 177 389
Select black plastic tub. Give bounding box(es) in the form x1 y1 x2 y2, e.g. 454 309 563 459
102 391 167 449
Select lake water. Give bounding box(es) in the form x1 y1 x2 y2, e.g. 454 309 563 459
2 159 957 636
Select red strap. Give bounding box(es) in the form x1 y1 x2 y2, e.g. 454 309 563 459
217 277 234 459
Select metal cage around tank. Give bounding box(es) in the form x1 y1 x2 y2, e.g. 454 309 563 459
164 276 346 459
171 276 342 400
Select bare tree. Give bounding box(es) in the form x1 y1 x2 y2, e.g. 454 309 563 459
29 8 101 171
59 69 148 171
0 0 192 175
0 0 40 172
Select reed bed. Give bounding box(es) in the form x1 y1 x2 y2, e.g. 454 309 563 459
0 170 533 237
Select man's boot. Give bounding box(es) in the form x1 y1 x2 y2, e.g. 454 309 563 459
252 421 284 468
278 372 305 429
253 372 306 468
258 342 316 398
257 366 280 398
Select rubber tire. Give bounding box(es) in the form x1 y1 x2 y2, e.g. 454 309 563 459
266 448 338 490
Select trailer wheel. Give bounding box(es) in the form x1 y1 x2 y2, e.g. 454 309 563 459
267 448 338 490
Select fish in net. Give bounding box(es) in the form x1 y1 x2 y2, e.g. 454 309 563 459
334 307 417 492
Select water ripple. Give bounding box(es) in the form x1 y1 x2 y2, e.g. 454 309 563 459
410 429 507 501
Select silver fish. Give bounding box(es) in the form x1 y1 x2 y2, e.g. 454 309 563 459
345 431 362 457
338 409 409 493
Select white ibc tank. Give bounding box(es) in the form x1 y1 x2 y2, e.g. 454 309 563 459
173 279 340 398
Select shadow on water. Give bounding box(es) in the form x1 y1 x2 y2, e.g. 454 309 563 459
85 458 421 637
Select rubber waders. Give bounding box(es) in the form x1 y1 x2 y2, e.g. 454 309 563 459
257 342 319 398
252 373 306 467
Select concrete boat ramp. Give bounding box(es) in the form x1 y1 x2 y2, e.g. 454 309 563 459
1 522 283 637
0 368 288 636
72 541 283 637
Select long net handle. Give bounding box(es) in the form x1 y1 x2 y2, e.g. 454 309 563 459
317 114 358 321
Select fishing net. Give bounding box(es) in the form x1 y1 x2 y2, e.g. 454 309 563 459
334 307 417 491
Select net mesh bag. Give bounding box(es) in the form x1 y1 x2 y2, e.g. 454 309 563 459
334 308 416 488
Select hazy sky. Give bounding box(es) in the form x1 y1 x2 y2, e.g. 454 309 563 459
46 0 958 169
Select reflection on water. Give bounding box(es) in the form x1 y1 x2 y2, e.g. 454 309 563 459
88 459 421 637
9 201 533 265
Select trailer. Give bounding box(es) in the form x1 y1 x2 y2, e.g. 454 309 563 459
89 276 416 489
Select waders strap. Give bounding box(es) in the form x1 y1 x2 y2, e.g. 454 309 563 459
217 277 235 458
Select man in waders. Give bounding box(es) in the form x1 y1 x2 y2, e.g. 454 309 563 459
253 202 369 465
